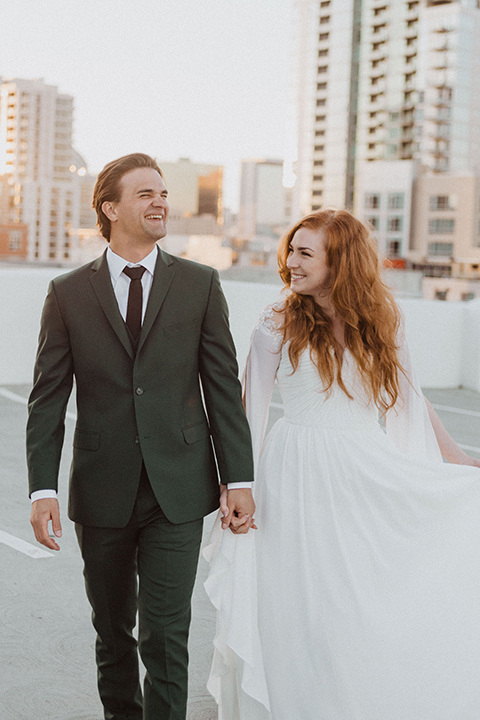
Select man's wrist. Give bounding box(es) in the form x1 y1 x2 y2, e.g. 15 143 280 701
226 482 253 490
30 489 58 504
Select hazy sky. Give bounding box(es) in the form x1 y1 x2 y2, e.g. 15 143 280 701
0 0 293 209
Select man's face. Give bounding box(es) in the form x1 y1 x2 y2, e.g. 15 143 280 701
106 167 169 243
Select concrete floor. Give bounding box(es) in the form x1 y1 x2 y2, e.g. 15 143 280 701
0 383 479 719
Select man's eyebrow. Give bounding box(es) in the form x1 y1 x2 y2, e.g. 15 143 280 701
136 188 168 195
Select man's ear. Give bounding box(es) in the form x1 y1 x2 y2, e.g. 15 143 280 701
102 201 117 222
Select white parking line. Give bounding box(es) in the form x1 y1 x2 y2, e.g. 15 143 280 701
0 388 76 420
0 529 54 559
431 403 480 419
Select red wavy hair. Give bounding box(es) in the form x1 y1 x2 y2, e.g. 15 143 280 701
277 208 404 414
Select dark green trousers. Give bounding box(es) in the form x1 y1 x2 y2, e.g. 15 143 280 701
75 468 203 720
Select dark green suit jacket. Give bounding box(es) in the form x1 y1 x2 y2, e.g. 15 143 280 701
26 248 254 527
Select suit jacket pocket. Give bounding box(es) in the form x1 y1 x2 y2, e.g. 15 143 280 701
182 422 210 444
73 430 100 451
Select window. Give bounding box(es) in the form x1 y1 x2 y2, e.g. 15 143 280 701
312 190 323 196
462 293 475 301
316 98 326 107
368 216 379 230
318 49 328 57
429 219 455 234
387 217 403 232
319 32 329 41
388 193 405 209
313 175 323 182
8 230 23 252
387 240 401 257
365 193 380 209
314 145 324 152
319 16 330 25
317 82 327 90
318 65 328 74
313 160 324 166
429 195 455 211
315 129 325 137
435 290 448 300
428 242 453 256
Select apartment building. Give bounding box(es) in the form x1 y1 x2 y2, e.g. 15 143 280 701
0 78 79 262
292 0 480 219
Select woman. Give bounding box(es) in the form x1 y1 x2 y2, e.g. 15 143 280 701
204 208 480 720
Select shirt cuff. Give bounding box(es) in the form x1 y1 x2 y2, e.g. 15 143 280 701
31 489 58 503
226 482 253 490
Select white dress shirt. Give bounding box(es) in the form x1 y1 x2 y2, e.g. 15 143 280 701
31 245 251 502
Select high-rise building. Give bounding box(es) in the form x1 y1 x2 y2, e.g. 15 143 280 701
238 158 290 241
0 78 80 262
292 0 480 217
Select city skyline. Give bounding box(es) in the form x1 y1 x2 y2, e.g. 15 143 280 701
0 0 293 211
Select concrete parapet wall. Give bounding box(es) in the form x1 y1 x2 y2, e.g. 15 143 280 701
0 267 479 391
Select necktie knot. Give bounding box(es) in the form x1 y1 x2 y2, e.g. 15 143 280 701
123 266 146 281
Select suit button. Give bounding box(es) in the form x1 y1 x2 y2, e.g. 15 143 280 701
135 387 144 396
135 436 140 444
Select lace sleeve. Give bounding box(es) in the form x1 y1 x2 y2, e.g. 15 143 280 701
385 329 443 464
242 304 284 473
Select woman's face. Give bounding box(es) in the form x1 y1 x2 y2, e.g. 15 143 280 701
286 227 330 300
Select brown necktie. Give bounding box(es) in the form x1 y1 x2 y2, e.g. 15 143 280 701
123 266 146 341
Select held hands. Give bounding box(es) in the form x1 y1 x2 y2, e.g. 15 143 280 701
220 486 257 534
30 498 62 551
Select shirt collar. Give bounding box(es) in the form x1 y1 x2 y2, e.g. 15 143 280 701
106 245 158 281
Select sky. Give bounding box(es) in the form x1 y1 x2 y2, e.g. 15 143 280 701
0 0 294 210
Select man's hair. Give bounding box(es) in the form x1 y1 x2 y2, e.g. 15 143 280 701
92 153 164 241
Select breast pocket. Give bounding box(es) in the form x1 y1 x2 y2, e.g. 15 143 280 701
162 316 202 336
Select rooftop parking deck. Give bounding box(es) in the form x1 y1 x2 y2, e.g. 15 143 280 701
1 267 479 718
0 382 479 720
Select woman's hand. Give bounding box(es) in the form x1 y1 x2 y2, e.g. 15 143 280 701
220 483 229 521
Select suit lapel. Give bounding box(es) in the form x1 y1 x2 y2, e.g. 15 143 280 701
137 248 175 355
90 250 135 360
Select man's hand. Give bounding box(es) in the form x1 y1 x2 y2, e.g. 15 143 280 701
221 487 256 534
30 498 62 551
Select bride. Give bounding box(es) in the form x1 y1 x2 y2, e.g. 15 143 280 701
204 208 480 720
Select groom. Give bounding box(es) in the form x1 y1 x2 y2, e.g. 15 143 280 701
27 153 255 719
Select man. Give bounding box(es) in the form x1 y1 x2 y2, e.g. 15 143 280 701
27 153 255 720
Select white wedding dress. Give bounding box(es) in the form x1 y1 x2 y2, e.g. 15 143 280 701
204 305 480 720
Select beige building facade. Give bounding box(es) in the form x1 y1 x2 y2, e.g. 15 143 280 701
0 78 80 263
410 170 480 267
292 0 480 218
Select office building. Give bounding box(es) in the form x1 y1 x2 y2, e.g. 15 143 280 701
238 158 289 241
158 158 223 234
